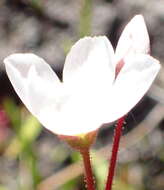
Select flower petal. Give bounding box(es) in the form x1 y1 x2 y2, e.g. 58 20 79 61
105 54 160 122
4 53 110 136
115 15 150 63
58 36 116 135
63 36 115 87
4 53 61 117
41 36 116 135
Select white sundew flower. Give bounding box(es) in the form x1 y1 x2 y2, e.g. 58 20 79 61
4 15 160 136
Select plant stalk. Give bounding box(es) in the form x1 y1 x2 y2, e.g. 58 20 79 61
80 149 95 190
105 116 125 190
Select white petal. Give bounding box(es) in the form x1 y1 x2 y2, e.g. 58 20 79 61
105 54 160 122
4 53 112 136
4 53 61 117
115 15 150 63
38 98 105 135
63 36 115 87
41 36 116 135
53 36 115 135
38 79 113 135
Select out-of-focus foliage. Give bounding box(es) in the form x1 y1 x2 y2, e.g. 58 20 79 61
1 99 42 189
4 98 41 157
92 151 108 189
79 0 92 37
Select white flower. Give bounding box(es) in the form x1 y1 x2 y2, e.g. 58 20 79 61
4 15 160 136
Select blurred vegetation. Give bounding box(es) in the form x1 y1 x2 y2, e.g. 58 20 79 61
79 0 92 37
0 0 164 190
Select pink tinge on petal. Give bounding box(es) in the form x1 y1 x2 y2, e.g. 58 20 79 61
109 54 160 123
115 59 125 77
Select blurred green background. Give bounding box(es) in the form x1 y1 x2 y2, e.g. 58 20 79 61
0 0 164 190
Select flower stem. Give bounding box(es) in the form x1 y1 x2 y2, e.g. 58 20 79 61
80 149 95 190
105 116 125 190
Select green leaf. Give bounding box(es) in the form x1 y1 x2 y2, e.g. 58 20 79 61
0 185 8 190
20 115 41 145
5 114 41 157
92 151 108 190
3 98 21 132
79 0 92 37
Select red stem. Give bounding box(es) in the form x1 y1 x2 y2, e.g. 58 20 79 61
105 116 125 190
80 149 95 190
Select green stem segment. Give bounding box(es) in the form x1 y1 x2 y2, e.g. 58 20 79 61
80 149 95 190
105 116 125 190
79 0 92 37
